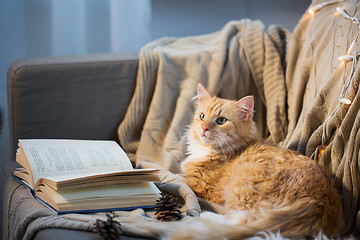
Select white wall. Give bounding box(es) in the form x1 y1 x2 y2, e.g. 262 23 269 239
0 0 310 169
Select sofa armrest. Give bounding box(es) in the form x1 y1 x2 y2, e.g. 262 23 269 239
7 52 138 161
33 228 144 240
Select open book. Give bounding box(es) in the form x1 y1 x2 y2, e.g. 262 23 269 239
13 139 161 214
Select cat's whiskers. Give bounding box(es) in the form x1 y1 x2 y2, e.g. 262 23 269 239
214 137 226 154
212 133 239 158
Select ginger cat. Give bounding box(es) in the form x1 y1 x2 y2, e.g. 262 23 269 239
171 84 342 239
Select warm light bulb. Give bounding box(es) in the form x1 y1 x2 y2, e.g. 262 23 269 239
340 98 352 105
336 7 348 17
338 55 354 62
308 4 322 15
308 8 316 16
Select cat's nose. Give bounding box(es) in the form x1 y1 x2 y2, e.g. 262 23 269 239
201 126 209 133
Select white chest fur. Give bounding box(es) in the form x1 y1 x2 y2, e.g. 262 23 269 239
181 136 212 171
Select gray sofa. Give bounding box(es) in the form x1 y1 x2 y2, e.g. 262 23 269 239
1 52 141 239
3 1 360 237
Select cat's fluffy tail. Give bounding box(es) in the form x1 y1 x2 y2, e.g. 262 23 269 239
163 198 342 240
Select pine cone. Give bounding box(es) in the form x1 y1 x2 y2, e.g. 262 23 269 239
154 194 182 221
93 213 123 240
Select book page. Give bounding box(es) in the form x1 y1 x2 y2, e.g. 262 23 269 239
45 168 159 183
36 182 161 212
19 139 133 185
13 169 34 189
47 182 161 203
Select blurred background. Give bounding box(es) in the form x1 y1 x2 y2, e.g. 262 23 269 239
0 0 311 169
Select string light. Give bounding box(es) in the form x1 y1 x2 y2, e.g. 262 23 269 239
338 51 360 106
334 5 360 106
308 2 359 108
336 7 360 25
339 98 352 105
308 1 342 15
309 0 357 161
309 1 359 108
338 54 354 62
308 4 324 15
336 7 349 17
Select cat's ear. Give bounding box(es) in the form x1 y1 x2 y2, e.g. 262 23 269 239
196 83 212 101
236 96 254 121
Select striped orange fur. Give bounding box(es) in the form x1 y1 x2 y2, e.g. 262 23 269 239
176 83 343 239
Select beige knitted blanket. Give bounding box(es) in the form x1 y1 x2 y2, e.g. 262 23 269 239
119 0 360 235
4 1 360 238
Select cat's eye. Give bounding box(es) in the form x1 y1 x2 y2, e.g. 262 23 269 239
215 117 227 125
199 113 205 121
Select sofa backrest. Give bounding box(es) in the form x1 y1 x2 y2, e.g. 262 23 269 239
7 52 138 161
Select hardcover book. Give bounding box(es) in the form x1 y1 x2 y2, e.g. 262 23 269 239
13 139 161 214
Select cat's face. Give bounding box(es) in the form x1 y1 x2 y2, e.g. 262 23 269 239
189 84 256 151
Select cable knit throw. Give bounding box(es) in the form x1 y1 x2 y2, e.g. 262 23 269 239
119 0 360 235
4 1 360 239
